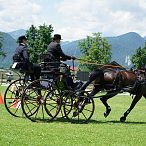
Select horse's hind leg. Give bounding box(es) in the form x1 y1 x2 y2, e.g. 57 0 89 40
143 94 146 99
120 93 142 122
100 92 118 118
89 85 101 96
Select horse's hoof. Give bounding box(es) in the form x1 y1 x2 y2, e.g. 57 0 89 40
120 116 126 122
104 112 108 118
73 111 79 117
104 108 111 118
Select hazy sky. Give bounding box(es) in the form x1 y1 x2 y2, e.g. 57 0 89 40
0 0 146 41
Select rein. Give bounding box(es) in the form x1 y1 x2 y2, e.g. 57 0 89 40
75 58 126 69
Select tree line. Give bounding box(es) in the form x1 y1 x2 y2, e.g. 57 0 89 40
0 24 146 71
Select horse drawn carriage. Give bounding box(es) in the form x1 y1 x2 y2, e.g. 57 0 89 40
4 54 95 123
3 57 146 123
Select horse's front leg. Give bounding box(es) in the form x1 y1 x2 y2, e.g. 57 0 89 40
120 93 142 122
100 91 118 118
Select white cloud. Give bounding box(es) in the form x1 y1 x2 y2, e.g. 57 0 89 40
54 26 92 41
0 0 44 32
0 0 146 40
57 0 146 40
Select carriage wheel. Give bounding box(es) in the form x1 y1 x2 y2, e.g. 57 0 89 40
44 88 63 120
4 79 31 117
46 90 72 119
21 79 56 122
63 91 95 124
60 90 75 118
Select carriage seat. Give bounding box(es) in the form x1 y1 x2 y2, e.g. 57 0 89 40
11 62 33 75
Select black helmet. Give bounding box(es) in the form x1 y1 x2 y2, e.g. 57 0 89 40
52 34 62 40
18 35 27 43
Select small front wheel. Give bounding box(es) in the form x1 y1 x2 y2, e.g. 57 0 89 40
63 91 95 124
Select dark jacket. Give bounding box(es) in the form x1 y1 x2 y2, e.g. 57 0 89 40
13 43 29 63
47 41 71 62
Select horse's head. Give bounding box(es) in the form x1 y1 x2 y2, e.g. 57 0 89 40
133 69 145 81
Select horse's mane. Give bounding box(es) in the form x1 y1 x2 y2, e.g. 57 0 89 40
101 61 126 70
109 61 123 67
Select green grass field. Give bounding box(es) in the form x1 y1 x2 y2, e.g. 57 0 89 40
0 85 146 146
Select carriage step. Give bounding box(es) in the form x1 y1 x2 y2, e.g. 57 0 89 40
122 87 133 92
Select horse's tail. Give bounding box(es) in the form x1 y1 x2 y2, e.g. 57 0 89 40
80 69 104 91
89 69 104 83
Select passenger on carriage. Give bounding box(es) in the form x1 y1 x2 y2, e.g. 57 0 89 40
47 34 81 89
13 35 41 81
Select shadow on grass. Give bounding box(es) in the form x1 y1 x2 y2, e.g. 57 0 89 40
25 117 69 124
21 116 146 125
40 117 146 125
88 119 146 125
23 116 146 124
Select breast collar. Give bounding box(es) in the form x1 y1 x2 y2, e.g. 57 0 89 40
20 43 26 46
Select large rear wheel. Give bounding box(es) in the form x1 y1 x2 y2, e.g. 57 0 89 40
21 79 57 122
4 79 31 117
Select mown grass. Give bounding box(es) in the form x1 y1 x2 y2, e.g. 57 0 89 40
0 85 146 146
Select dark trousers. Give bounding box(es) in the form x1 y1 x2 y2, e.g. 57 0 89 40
30 63 41 81
23 62 41 81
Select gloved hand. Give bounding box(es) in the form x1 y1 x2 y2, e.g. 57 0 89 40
71 56 76 60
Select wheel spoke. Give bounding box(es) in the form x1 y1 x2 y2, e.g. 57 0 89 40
4 79 30 117
64 91 94 123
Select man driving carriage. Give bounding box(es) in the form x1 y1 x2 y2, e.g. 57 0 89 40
47 34 79 89
13 35 41 81
47 34 76 63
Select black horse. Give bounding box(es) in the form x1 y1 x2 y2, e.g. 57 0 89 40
120 79 146 122
80 62 145 122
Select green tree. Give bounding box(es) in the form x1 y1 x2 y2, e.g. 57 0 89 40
26 24 54 63
78 33 112 71
131 43 146 69
0 32 6 57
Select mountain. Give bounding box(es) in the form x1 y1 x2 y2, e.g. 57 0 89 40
106 32 145 67
0 30 146 69
0 32 17 68
62 32 145 67
144 36 146 41
8 29 26 40
62 40 81 57
62 40 81 66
